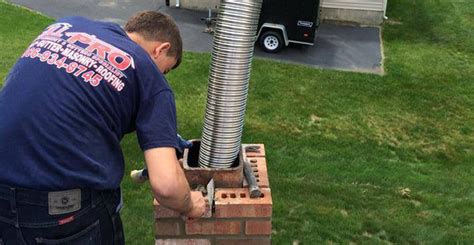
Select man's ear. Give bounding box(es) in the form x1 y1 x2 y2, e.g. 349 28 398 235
153 42 171 59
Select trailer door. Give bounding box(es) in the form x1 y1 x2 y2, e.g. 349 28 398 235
286 0 320 44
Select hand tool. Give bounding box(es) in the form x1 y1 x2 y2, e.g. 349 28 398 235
243 159 262 198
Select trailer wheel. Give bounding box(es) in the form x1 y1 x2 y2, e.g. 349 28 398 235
260 31 284 53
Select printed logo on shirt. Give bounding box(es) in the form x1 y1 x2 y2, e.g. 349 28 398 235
20 22 134 92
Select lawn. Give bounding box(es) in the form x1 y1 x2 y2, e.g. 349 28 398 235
1 0 473 244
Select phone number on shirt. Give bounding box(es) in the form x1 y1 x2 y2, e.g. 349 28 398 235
22 47 103 87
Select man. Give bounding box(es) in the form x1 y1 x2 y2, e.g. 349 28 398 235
0 11 205 244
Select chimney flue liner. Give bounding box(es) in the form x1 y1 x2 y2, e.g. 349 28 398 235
199 0 263 168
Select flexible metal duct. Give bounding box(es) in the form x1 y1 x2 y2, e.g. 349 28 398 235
199 0 263 168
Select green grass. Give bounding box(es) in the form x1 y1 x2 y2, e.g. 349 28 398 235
1 0 473 243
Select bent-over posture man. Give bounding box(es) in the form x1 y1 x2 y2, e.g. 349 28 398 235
0 11 205 244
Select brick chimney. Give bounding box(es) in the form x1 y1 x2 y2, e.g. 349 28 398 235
154 142 272 245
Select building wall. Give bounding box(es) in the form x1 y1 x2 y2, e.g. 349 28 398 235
169 0 219 10
168 0 386 25
321 0 386 25
321 8 384 25
322 0 384 11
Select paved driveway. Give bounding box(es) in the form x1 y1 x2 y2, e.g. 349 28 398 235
8 0 383 74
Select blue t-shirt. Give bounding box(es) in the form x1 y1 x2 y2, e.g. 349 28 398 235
0 17 178 190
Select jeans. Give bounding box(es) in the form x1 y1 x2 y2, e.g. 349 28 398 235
0 185 124 245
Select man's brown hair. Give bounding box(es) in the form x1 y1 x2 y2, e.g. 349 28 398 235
125 11 183 69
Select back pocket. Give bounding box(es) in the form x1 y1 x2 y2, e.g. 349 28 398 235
35 220 101 245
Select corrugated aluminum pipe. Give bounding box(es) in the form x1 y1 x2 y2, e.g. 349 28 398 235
198 0 263 168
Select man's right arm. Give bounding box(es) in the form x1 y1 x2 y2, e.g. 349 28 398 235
144 147 205 217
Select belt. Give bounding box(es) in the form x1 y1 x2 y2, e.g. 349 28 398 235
0 184 116 207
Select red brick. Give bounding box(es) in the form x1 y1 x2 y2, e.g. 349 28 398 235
154 199 181 218
156 239 211 245
245 220 272 235
154 191 212 219
185 220 241 235
155 221 181 236
215 188 272 218
216 238 271 245
182 140 244 188
242 144 266 157
242 157 270 188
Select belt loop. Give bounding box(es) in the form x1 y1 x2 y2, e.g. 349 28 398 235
116 188 123 213
90 189 97 208
9 188 17 214
9 187 19 228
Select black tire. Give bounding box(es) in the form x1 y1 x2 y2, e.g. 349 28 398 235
259 30 284 53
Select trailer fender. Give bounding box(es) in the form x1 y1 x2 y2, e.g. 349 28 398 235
257 23 289 46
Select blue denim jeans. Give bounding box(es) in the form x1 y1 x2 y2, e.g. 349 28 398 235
0 185 124 245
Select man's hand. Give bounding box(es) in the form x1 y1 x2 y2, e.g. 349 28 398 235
176 134 193 159
182 192 207 219
177 134 193 153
